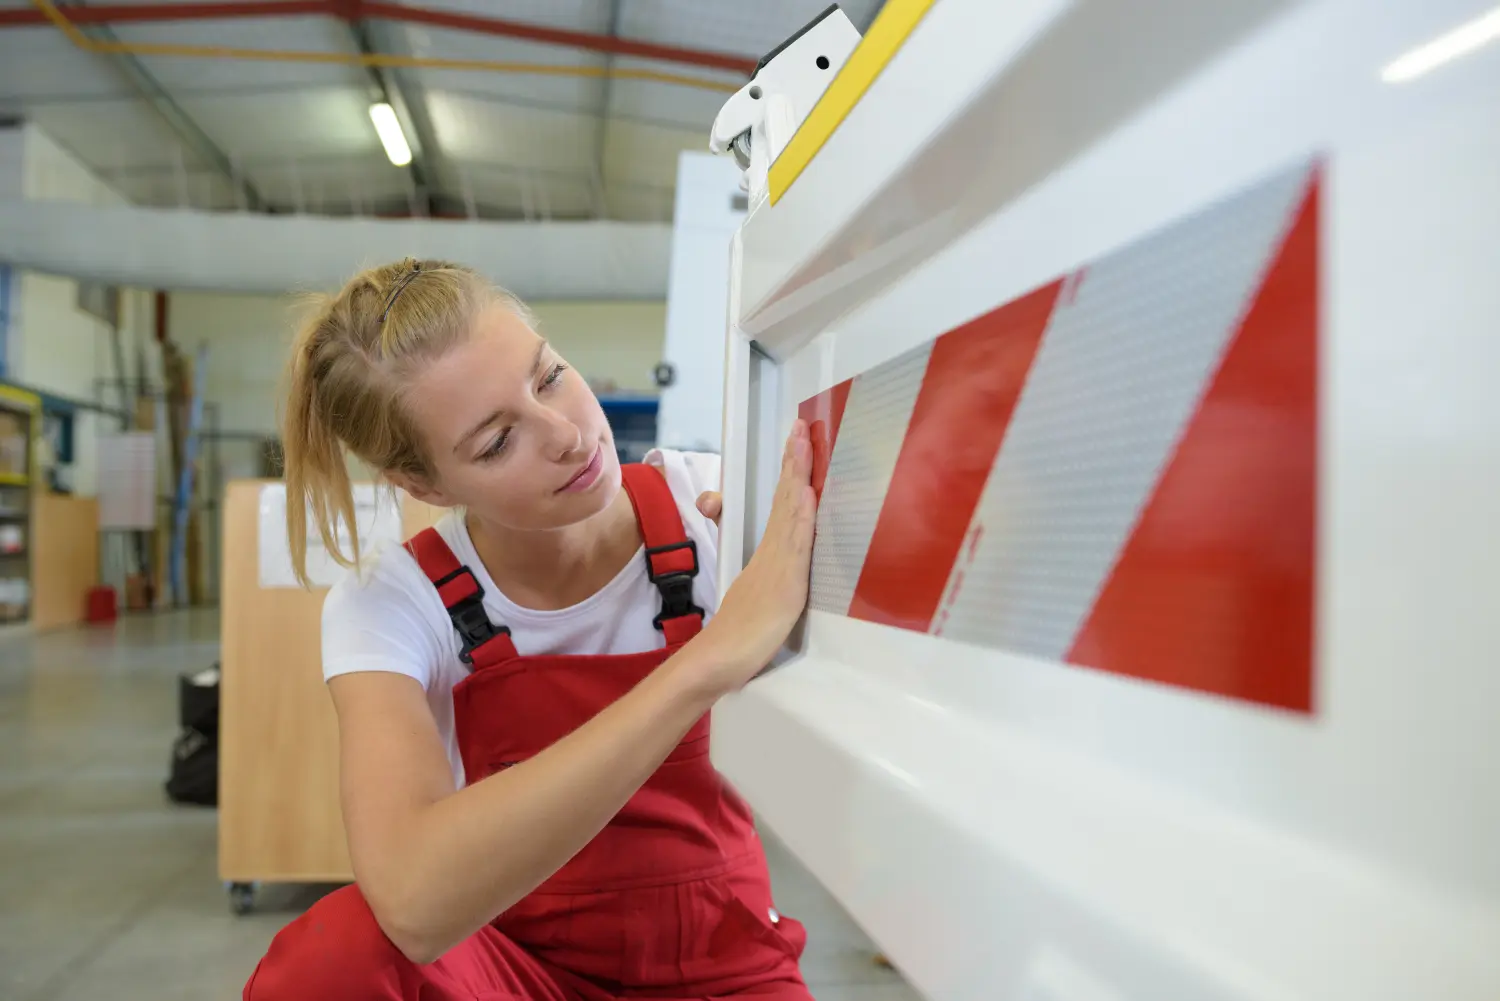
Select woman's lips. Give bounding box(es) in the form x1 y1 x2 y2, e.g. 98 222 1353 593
558 445 604 493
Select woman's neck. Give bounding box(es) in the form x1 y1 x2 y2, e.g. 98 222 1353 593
465 485 641 611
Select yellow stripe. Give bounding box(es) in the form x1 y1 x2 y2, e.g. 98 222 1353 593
0 385 39 411
767 0 939 203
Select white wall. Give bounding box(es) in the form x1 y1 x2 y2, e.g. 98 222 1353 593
0 127 22 201
165 289 666 498
531 300 667 395
166 291 298 436
0 123 156 497
166 291 669 439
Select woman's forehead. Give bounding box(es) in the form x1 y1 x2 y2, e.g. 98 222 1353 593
405 315 551 450
469 301 541 348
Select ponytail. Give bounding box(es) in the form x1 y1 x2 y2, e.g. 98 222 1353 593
282 303 362 587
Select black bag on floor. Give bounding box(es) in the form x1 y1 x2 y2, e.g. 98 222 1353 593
166 666 220 807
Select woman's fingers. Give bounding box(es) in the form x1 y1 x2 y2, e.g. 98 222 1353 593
784 420 808 474
695 491 722 525
695 421 821 685
770 422 811 539
691 419 808 534
792 421 812 478
774 434 817 560
791 484 816 557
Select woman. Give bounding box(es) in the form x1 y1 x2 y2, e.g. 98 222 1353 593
243 259 819 1001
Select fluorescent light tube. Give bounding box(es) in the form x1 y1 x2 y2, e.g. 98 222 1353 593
1382 4 1500 82
369 102 413 167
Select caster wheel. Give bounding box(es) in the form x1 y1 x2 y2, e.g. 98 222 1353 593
228 882 256 916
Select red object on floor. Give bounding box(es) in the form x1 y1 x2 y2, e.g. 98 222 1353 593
85 586 117 624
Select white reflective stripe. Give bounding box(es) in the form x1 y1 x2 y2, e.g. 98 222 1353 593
808 341 934 615
937 161 1311 657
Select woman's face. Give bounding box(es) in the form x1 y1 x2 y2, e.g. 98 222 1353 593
397 303 620 531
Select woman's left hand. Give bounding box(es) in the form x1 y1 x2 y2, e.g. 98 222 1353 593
696 491 722 526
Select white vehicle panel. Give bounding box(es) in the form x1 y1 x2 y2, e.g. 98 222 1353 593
712 1 1500 999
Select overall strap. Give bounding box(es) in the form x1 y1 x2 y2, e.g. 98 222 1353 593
404 528 519 668
620 462 704 645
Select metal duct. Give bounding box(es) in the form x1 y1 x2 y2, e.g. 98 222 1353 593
0 199 673 300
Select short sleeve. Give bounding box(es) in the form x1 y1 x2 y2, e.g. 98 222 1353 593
320 547 448 689
644 448 721 549
675 450 724 500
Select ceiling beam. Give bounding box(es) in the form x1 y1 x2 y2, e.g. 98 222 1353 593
0 0 758 75
343 13 440 215
591 0 625 220
66 8 268 211
358 1 755 75
0 0 327 26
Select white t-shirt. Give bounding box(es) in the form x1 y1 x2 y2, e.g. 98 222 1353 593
321 448 722 788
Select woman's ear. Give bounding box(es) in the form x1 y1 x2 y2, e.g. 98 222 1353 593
385 469 453 509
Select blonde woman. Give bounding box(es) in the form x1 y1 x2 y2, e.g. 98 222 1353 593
244 259 818 1001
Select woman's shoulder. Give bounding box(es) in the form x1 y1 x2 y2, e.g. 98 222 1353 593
641 447 720 561
643 447 721 499
320 511 464 684
326 509 466 604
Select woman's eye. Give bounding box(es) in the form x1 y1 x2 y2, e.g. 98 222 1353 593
477 365 565 462
480 429 510 460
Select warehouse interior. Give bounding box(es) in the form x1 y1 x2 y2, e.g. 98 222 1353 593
7 1 1500 1000
0 1 917 999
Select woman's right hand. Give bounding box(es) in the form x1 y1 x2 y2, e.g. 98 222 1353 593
692 419 818 695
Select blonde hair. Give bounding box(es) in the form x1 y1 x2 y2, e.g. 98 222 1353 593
280 258 534 587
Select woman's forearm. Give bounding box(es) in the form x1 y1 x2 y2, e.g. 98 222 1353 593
376 638 726 962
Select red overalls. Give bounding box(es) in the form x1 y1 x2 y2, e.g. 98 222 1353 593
244 462 810 1001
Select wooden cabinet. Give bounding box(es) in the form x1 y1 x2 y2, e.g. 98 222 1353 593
218 480 439 890
219 480 351 884
31 494 101 631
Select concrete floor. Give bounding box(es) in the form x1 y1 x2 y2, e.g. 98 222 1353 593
0 610 919 1001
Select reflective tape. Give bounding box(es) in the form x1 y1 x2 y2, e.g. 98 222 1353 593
802 159 1321 713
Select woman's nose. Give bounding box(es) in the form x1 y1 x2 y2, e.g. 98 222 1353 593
537 407 583 459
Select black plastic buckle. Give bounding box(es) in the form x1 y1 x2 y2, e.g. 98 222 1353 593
435 567 510 664
646 540 704 631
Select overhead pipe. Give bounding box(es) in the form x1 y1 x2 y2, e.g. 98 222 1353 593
69 13 270 211
25 0 736 92
0 0 758 78
0 0 330 25
0 197 674 299
355 1 757 75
